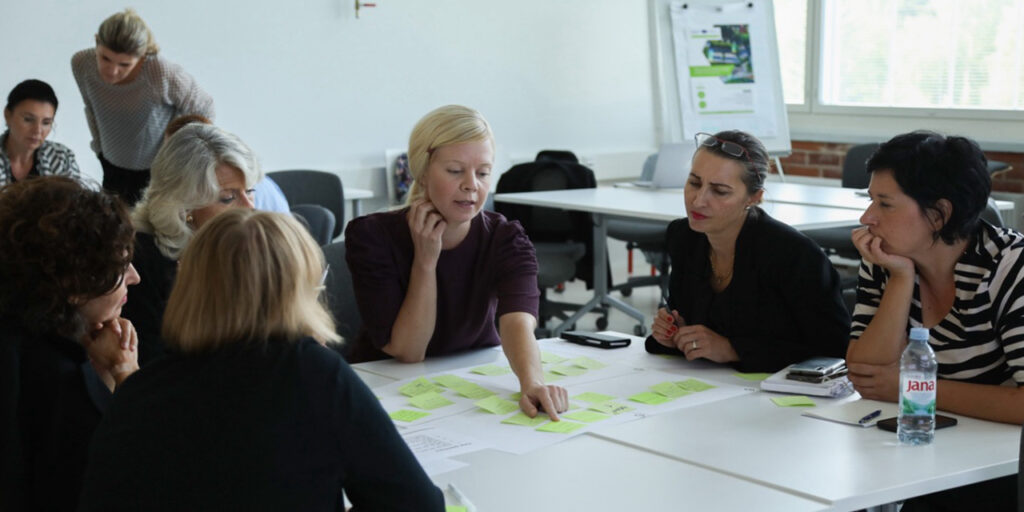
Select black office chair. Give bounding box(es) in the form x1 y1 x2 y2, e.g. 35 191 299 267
607 153 670 299
496 150 609 334
266 170 346 239
802 143 879 263
321 241 362 360
290 204 336 246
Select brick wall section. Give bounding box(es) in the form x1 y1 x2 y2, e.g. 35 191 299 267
776 140 1024 192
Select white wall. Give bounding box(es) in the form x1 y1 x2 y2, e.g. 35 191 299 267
1 0 658 209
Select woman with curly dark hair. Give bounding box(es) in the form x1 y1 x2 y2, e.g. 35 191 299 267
0 176 141 511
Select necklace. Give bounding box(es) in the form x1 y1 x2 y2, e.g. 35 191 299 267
709 250 733 287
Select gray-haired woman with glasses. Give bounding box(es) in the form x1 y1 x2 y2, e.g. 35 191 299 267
646 130 850 372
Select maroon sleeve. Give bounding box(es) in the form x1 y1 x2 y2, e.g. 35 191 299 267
493 218 540 319
344 214 407 350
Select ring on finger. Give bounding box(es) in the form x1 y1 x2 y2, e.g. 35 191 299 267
691 340 697 350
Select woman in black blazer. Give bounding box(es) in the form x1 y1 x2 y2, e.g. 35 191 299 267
646 130 850 372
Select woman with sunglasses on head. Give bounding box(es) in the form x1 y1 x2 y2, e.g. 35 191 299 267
646 130 850 372
72 8 213 205
1 79 80 187
847 131 1021 511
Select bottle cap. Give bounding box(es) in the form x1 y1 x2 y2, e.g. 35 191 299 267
909 327 930 341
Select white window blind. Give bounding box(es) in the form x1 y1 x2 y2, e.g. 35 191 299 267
820 0 1024 111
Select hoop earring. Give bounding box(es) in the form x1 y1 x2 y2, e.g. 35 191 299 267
186 213 195 226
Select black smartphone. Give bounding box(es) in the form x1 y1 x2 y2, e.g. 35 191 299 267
785 368 848 384
561 331 631 349
788 357 847 377
876 414 958 432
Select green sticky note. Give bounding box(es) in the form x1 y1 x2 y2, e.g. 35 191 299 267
389 409 430 422
433 374 471 388
474 395 520 415
734 372 772 381
501 412 550 427
651 381 693 398
470 364 512 376
572 391 617 404
562 410 611 423
536 420 586 434
452 383 495 399
408 391 455 410
508 392 522 401
630 391 673 405
675 378 716 392
570 356 607 370
771 395 816 407
541 351 568 364
550 365 587 377
542 370 565 382
588 401 635 415
446 506 468 512
399 377 443 397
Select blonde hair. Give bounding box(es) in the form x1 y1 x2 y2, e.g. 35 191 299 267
405 104 494 205
162 209 341 352
132 123 262 260
95 8 159 56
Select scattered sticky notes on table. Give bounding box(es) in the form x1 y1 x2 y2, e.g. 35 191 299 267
501 412 550 427
588 401 635 415
675 378 716 392
550 365 587 377
771 395 816 407
572 391 617 404
508 392 522 401
433 374 471 389
446 506 468 512
651 381 693 398
452 383 496 399
629 391 673 405
542 370 565 382
570 356 607 370
562 410 611 423
389 409 430 422
408 391 455 410
470 364 512 376
536 420 585 434
540 351 568 364
734 372 772 381
399 377 444 397
474 395 520 415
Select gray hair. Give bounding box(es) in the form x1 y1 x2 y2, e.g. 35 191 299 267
132 123 262 259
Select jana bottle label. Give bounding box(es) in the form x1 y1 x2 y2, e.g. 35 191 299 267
900 373 936 415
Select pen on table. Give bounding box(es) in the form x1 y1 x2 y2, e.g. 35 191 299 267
447 483 477 512
858 409 882 425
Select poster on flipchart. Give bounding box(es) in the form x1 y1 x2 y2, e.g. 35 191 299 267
668 1 783 141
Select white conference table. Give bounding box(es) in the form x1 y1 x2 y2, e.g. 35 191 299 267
344 187 374 217
353 335 1020 511
493 187 866 336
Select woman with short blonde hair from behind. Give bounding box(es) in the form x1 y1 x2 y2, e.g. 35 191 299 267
80 209 444 510
345 104 569 421
72 8 214 205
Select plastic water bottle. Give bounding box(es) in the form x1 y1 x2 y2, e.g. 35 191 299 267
898 327 938 445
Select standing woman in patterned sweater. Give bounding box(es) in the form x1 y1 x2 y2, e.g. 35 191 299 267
71 8 214 205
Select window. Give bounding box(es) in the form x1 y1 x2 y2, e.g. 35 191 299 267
820 0 1024 111
773 0 808 106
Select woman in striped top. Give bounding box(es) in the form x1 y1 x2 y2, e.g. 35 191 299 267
71 8 213 205
0 80 79 187
848 131 1019 512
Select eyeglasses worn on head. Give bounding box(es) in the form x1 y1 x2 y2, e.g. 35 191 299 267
694 132 752 162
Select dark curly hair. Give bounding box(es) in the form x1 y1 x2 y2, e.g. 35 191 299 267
0 177 134 338
866 130 990 245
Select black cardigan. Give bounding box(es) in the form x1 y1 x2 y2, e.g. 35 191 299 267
645 208 850 372
120 232 178 366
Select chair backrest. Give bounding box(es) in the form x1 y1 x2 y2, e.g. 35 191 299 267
495 150 596 243
322 241 362 352
290 204 336 246
981 198 1005 228
266 170 345 238
841 143 880 189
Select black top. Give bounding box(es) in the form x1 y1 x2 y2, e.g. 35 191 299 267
120 232 178 365
79 337 444 511
645 208 851 372
0 322 111 511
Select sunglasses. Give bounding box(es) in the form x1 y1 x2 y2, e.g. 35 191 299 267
694 132 752 162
